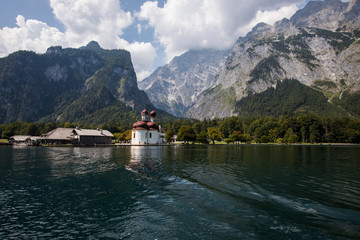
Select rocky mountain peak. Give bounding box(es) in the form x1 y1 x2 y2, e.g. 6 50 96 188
239 18 301 44
46 46 63 55
290 0 358 30
139 49 229 117
84 41 102 50
273 18 301 38
239 22 272 42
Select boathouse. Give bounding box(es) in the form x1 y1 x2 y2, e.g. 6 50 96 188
73 128 113 144
8 135 31 143
42 128 113 145
131 109 165 145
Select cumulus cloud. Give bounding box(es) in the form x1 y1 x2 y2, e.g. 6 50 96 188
0 0 156 80
0 15 66 56
126 41 156 81
49 0 132 48
138 0 304 61
252 5 299 26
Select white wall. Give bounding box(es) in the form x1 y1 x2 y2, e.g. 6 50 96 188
132 129 160 144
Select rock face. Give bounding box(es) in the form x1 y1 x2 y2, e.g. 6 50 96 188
185 0 360 119
290 0 360 31
0 41 158 124
139 49 229 117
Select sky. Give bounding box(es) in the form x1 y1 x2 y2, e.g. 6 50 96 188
0 0 327 80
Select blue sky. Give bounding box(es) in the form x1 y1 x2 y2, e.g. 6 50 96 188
0 0 322 80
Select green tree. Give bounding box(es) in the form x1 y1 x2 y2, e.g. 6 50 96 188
197 131 209 144
297 114 323 143
1 127 13 139
113 133 122 142
207 127 223 145
165 128 175 143
241 133 252 143
249 116 278 143
24 123 40 136
309 124 321 143
192 121 205 134
177 125 197 144
122 130 132 142
229 131 242 144
42 122 57 134
283 128 299 143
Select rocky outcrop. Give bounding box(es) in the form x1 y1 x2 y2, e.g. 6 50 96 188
139 49 229 117
290 0 360 31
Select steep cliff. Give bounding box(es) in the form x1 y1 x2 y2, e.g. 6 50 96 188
0 41 162 124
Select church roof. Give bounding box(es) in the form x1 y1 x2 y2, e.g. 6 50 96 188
133 109 159 130
132 121 159 130
133 121 150 130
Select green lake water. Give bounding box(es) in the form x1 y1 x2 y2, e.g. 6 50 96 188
0 145 359 239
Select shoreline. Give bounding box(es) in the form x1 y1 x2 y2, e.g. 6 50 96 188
1 142 360 147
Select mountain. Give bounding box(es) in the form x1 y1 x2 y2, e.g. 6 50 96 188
185 0 360 119
0 41 169 124
139 49 229 117
290 0 360 31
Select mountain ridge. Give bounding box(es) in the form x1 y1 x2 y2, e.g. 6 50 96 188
139 48 229 117
184 0 360 119
0 42 171 124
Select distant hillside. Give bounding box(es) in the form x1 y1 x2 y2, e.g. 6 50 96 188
0 41 172 124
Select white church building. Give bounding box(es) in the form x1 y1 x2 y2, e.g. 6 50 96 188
131 109 165 145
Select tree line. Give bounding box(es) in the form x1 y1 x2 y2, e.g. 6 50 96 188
1 114 360 144
161 114 360 144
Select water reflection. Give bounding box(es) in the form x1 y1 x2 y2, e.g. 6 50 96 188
0 145 359 239
46 147 116 178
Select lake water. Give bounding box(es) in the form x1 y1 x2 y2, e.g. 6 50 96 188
0 145 359 239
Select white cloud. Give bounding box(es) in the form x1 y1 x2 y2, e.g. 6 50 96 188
49 0 132 48
0 15 66 55
0 0 156 81
124 41 156 81
138 0 304 61
50 0 156 80
137 24 142 34
254 4 299 26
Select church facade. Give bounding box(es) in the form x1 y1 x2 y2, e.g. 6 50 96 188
131 109 165 145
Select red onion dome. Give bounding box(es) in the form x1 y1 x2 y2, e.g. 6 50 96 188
132 121 149 130
150 110 156 118
141 109 148 116
147 121 159 130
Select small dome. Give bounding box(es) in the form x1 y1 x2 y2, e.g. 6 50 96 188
141 109 148 116
150 110 156 118
133 121 149 130
147 121 159 130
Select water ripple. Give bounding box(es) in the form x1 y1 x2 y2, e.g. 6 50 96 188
1 145 360 239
